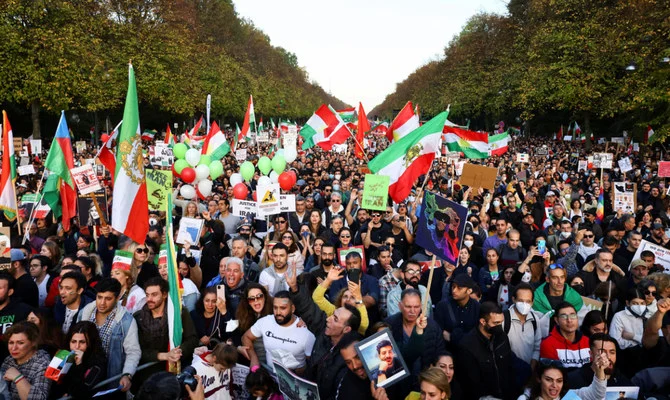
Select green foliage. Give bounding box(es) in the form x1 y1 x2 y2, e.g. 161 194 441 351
371 0 670 139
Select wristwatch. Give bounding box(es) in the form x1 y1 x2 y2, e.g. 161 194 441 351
355 300 364 305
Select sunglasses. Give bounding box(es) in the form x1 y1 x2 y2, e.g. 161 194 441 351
371 213 381 217
340 235 351 238
583 234 594 238
384 242 394 246
135 248 149 254
276 220 287 224
644 290 657 296
331 199 341 202
405 269 421 276
247 293 264 302
548 263 564 270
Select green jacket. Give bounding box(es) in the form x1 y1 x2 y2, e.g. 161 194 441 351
533 282 583 316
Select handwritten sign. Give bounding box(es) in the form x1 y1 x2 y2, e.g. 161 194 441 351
17 165 35 176
618 157 633 173
279 194 296 212
146 170 172 211
235 149 247 162
632 240 670 273
70 164 102 195
361 174 389 211
232 199 258 219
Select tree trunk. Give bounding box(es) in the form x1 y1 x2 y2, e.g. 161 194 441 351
93 111 99 144
31 99 41 138
584 112 592 152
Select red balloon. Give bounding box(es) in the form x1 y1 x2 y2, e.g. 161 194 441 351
252 191 257 202
171 164 179 176
278 172 294 191
233 183 249 200
100 134 109 143
181 167 196 183
288 170 297 186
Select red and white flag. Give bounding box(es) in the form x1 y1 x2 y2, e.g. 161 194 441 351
97 120 122 182
387 101 419 142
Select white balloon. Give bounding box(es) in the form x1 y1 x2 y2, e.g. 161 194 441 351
284 147 297 163
257 176 272 187
276 149 285 157
197 179 213 197
195 164 210 181
180 184 196 199
230 173 243 187
270 171 279 183
185 148 201 167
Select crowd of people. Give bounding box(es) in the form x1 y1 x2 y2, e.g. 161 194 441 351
1 129 669 400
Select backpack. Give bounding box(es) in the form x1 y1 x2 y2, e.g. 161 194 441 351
503 309 537 334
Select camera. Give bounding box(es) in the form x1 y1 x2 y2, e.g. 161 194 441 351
177 366 198 398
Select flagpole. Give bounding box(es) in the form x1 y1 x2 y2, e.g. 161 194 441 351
13 186 21 236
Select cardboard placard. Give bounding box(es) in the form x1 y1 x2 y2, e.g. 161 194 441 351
17 165 35 176
13 137 22 154
632 240 670 273
256 183 281 217
612 182 636 214
581 296 603 312
279 194 296 212
146 170 172 211
516 153 529 163
459 164 498 191
361 174 390 211
176 217 205 245
658 161 670 178
71 164 102 195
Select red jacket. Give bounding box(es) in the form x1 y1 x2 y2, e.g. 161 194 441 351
540 326 591 369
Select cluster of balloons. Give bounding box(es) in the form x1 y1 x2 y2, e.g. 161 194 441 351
232 150 298 200
172 143 223 200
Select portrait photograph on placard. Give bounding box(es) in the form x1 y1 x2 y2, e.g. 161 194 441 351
415 191 467 264
77 190 108 227
338 245 365 267
354 328 409 388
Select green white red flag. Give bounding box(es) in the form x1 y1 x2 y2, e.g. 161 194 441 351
0 111 18 221
112 64 149 244
488 132 509 156
387 101 419 142
202 121 230 160
240 95 256 143
299 104 352 151
369 111 448 203
43 111 77 232
166 193 183 350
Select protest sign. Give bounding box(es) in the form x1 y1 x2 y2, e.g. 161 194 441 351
75 141 87 154
606 387 639 400
279 194 296 212
361 174 390 211
535 147 548 156
632 239 670 272
578 160 588 172
20 146 29 157
78 190 108 226
235 149 247 162
593 153 613 169
12 137 22 154
445 151 460 164
17 165 35 176
257 132 269 143
19 157 29 166
416 191 467 265
149 144 174 167
333 143 348 153
273 361 321 400
256 183 281 217
30 139 42 155
176 217 205 245
581 296 603 312
19 194 50 220
658 161 670 178
232 199 258 219
0 227 10 271
516 153 529 163
146 169 172 211
354 328 409 388
71 164 102 195
633 143 639 152
612 182 636 214
618 157 633 173
338 246 365 267
460 164 498 191
230 364 250 400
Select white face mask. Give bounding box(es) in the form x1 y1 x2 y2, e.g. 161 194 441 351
580 199 586 204
463 240 474 249
521 271 531 283
515 302 532 315
560 231 571 238
335 174 341 180
493 200 501 207
630 304 646 316
333 185 340 191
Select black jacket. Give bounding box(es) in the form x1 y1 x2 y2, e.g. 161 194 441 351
566 363 632 389
457 328 519 400
385 313 444 370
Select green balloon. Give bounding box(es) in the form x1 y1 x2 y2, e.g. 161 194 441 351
240 161 255 182
271 155 286 174
175 159 189 174
173 143 188 159
209 160 224 180
258 156 272 175
199 154 212 166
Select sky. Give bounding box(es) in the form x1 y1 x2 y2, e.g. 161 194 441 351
233 0 509 111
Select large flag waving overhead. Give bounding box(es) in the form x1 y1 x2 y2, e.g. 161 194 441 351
202 121 230 160
43 111 77 232
112 64 149 244
240 95 256 143
355 102 370 159
442 126 489 159
387 101 419 142
0 111 18 221
164 124 175 145
489 131 509 156
369 111 448 203
300 104 352 151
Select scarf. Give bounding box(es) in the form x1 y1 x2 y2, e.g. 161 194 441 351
264 266 287 295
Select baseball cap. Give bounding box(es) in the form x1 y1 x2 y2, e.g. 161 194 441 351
452 274 476 289
10 249 25 262
629 259 647 271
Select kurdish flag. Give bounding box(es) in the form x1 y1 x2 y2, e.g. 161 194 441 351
166 193 183 350
369 111 448 203
43 111 77 232
164 124 175 145
300 104 352 151
202 121 230 160
489 131 509 156
112 64 149 244
0 111 18 221
240 95 256 142
337 107 356 123
387 101 419 142
442 126 489 159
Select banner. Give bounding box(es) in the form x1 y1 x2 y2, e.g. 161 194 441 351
256 183 281 217
71 164 102 195
632 240 670 273
612 182 635 213
231 199 258 219
416 191 467 265
361 174 390 211
146 169 172 211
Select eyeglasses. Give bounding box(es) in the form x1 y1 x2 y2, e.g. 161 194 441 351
644 290 656 296
340 235 351 238
331 199 341 202
135 248 149 254
247 293 264 303
548 263 564 270
539 358 564 368
558 313 578 320
29 264 42 269
405 269 421 276
276 220 287 224
583 234 594 238
384 242 394 246
371 213 381 217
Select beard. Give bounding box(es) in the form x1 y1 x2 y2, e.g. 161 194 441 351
405 278 419 289
321 258 333 267
274 312 293 325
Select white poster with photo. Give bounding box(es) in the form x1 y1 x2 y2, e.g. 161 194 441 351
632 240 670 272
176 217 205 245
257 132 269 143
75 141 87 154
618 157 633 173
30 140 42 155
516 153 529 163
593 153 613 169
70 164 102 195
256 183 281 217
578 160 588 172
150 144 174 167
612 182 635 213
17 165 35 176
235 149 247 162
280 194 296 212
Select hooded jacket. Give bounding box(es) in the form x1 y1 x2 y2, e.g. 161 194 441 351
532 282 584 316
540 326 591 369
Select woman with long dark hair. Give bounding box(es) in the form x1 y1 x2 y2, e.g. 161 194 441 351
236 283 272 365
528 357 607 400
190 287 232 349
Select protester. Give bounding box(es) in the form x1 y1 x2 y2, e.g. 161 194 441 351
0 322 52 399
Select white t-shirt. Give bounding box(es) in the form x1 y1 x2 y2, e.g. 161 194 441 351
258 269 289 296
250 315 315 368
62 306 78 334
35 274 50 307
190 353 232 400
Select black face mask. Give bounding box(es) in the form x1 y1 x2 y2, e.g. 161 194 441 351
486 324 504 336
571 284 585 296
239 233 250 239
